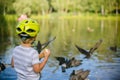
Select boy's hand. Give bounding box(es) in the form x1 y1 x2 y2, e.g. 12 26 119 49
39 49 50 58
44 49 50 58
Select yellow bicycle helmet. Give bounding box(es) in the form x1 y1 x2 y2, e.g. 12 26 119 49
16 19 40 39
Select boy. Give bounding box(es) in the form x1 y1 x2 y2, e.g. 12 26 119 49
11 19 50 80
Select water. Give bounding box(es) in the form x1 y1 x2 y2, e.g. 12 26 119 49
0 16 120 80
0 49 120 80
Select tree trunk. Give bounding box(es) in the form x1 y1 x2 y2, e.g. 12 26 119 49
116 3 118 15
101 5 104 16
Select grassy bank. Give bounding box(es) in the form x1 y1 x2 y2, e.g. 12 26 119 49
3 13 120 21
31 13 120 20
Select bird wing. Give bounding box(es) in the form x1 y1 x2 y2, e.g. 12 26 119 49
75 45 89 56
89 39 103 54
41 36 56 50
36 36 56 53
80 70 90 79
75 69 83 74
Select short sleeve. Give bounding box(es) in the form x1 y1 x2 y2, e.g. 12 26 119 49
32 51 40 65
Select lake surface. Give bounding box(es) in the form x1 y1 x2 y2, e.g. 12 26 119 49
0 16 120 80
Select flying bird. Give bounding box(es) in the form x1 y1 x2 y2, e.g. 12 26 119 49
36 36 56 53
75 39 103 58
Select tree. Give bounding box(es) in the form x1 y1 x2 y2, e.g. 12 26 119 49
13 0 49 16
0 0 15 15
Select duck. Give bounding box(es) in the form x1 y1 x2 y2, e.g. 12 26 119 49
109 45 117 52
69 69 90 80
75 39 103 58
55 57 82 72
0 62 6 72
87 27 94 32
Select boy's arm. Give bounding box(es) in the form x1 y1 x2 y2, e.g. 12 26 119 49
33 49 50 73
33 57 48 73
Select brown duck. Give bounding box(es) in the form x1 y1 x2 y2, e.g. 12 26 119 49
70 69 90 80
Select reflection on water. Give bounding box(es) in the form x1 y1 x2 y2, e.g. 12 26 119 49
0 17 120 80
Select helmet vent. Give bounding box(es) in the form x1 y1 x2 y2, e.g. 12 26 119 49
25 21 28 23
17 28 21 31
27 29 35 32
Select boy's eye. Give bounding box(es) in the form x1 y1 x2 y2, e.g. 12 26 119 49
27 29 35 32
17 28 21 31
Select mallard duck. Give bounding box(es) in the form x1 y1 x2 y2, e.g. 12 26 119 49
75 39 103 58
55 57 82 72
70 69 90 80
0 62 6 72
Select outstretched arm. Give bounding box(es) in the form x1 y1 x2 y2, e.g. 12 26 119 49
33 49 50 73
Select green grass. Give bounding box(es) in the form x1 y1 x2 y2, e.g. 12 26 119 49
4 13 120 21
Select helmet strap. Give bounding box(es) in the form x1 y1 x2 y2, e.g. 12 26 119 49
31 39 35 44
20 36 35 44
21 36 28 41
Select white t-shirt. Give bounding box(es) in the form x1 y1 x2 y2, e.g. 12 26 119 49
12 45 40 80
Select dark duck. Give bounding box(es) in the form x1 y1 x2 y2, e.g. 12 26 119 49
0 62 6 72
55 57 82 72
69 69 90 80
109 45 117 52
75 39 103 58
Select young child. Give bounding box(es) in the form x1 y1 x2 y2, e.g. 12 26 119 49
11 19 50 80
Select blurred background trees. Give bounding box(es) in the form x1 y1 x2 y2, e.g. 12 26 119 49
0 0 120 16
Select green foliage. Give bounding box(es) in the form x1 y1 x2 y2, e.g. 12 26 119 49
13 0 32 15
13 0 49 16
0 0 4 14
0 0 120 15
0 0 15 14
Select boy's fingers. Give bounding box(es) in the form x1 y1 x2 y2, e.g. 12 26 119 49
45 49 49 53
